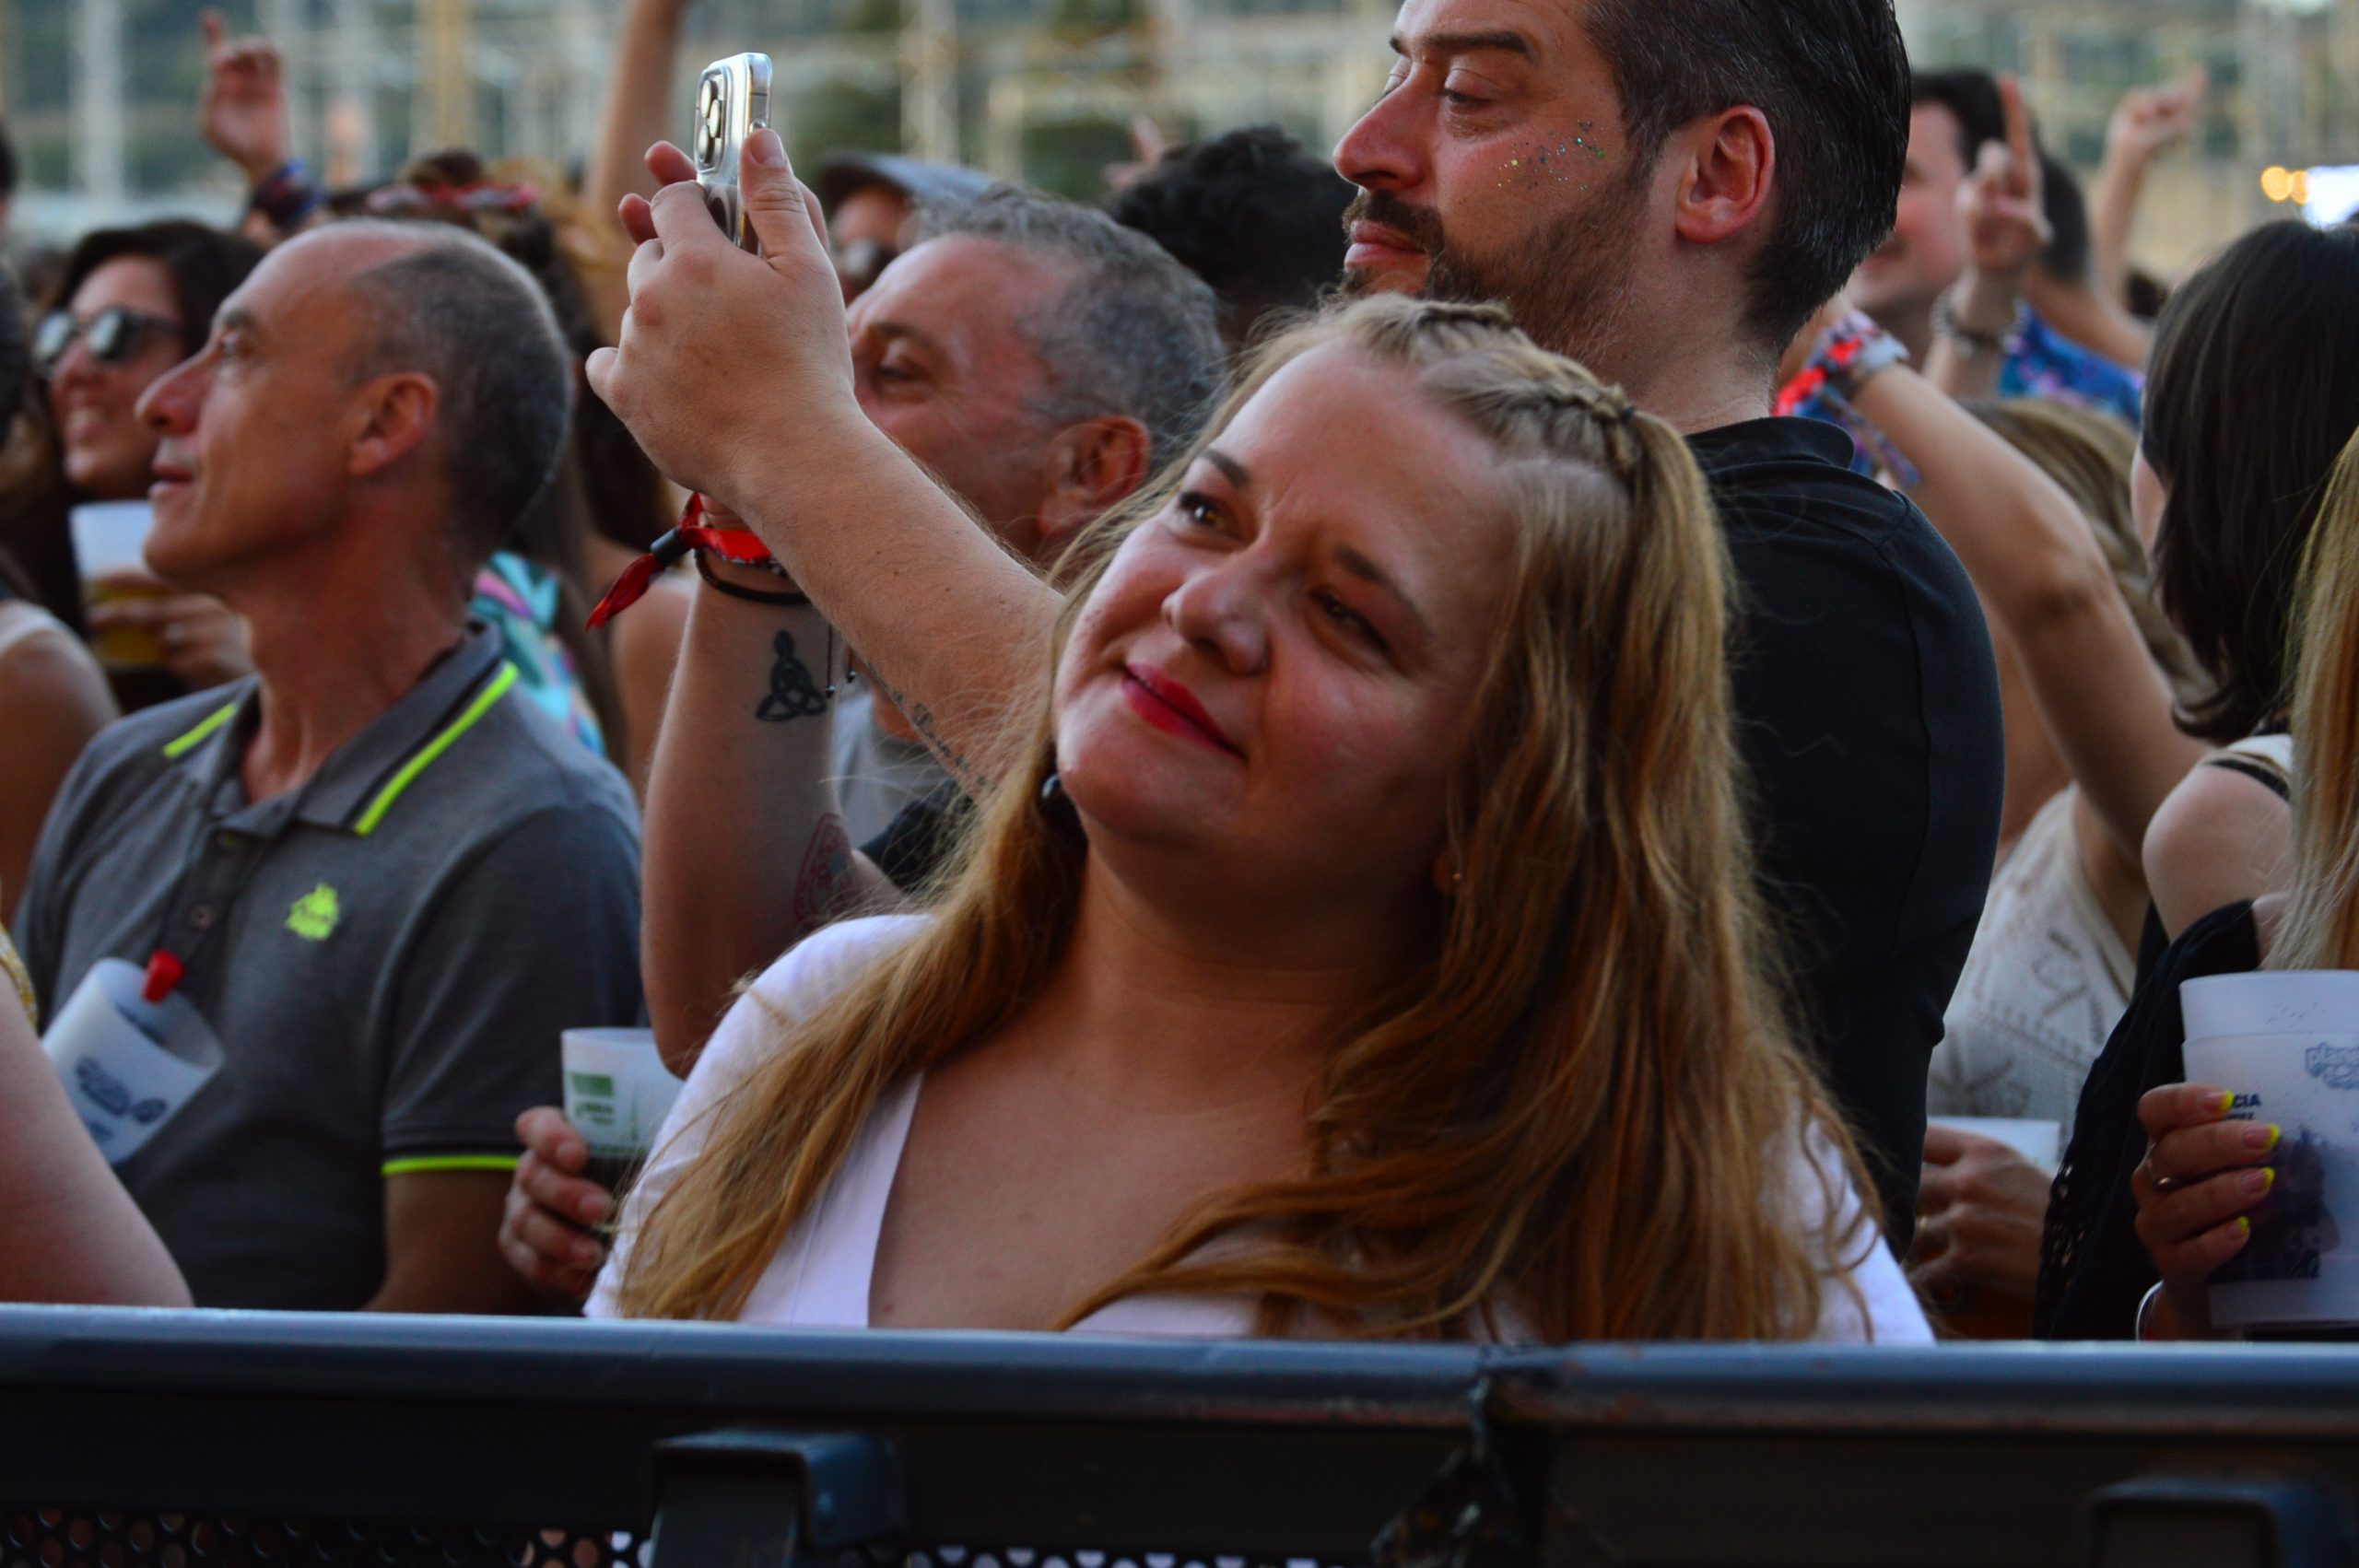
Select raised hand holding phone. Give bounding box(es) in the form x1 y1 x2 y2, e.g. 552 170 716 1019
586 125 861 507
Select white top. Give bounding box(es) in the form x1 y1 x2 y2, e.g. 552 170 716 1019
1929 788 2134 1123
0 600 76 667
829 685 953 848
589 917 1931 1343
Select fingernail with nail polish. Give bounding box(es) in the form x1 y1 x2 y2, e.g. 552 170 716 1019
2248 1123 2283 1151
2246 1166 2276 1195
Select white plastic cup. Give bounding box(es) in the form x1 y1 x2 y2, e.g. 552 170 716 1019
67 501 164 669
560 1027 684 1192
1928 1116 2061 1175
2180 970 2359 1330
42 956 226 1165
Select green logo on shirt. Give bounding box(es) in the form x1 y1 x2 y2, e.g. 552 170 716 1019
287 883 342 942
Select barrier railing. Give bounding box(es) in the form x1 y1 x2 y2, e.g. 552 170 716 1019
3 1307 2358 1568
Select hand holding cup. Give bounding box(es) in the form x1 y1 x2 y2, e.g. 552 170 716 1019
2132 1081 2282 1339
498 1105 613 1303
87 572 253 688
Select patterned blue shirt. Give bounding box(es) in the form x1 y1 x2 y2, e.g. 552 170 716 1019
1786 307 2142 476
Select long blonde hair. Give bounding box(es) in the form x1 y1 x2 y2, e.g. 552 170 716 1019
616 296 1874 1340
2271 429 2359 971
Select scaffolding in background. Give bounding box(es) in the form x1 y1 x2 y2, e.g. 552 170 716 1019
12 0 2356 259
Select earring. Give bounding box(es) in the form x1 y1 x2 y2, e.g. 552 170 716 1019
1039 769 1084 837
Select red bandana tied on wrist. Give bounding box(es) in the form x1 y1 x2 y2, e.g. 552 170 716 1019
587 495 779 630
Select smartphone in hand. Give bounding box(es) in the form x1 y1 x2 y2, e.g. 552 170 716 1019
693 53 773 252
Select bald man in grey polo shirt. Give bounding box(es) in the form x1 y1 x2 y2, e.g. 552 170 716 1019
13 221 642 1313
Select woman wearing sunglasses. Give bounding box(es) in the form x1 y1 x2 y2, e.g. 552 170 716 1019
7 221 260 708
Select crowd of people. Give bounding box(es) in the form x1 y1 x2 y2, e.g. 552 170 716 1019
0 0 2353 1347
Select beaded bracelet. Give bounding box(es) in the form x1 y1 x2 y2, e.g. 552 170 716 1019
249 159 325 230
1774 312 1919 490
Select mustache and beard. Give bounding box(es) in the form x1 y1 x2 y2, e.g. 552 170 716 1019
1336 162 1651 376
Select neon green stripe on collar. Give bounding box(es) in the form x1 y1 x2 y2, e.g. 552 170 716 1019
160 701 241 760
381 1153 523 1177
353 661 520 837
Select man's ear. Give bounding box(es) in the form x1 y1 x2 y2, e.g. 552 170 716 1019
1036 415 1156 550
347 371 440 482
1672 106 1776 249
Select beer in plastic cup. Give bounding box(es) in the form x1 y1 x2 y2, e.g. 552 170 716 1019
560 1027 684 1197
2180 970 2359 1330
69 502 165 670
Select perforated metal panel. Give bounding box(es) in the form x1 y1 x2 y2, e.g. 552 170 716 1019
0 1518 1346 1568
0 1515 643 1568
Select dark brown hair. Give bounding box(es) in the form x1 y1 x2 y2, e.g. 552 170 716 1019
1581 0 1910 353
2142 220 2359 744
40 221 263 360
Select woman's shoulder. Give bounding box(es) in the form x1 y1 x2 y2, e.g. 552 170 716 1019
675 916 934 1112
2143 757 2292 936
0 599 77 663
1784 1129 1935 1345
744 914 934 1013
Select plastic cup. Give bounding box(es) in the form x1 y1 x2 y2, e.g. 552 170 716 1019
68 502 164 670
560 1027 684 1195
1929 1116 2061 1174
2180 971 2359 1330
42 956 226 1165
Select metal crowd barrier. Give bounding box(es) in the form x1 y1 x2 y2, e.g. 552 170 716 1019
4 1307 2359 1568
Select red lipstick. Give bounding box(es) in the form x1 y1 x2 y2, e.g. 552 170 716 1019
1121 665 1241 756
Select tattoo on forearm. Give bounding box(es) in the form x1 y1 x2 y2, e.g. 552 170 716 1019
792 813 856 930
877 678 992 796
756 631 829 723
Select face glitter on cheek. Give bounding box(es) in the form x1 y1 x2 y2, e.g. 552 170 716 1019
1501 145 1570 190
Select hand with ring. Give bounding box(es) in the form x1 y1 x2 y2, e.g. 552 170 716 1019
87 572 255 689
2131 1081 2282 1340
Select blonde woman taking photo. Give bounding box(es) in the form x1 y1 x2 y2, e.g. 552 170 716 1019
588 298 1925 1343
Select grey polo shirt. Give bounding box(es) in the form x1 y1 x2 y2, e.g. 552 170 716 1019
15 623 644 1309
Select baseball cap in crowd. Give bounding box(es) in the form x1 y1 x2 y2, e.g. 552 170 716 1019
813 151 993 216
812 152 994 294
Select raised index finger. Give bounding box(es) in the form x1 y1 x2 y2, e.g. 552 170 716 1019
2000 75 2038 183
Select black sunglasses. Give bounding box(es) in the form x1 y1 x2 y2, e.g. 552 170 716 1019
834 238 899 296
34 306 185 380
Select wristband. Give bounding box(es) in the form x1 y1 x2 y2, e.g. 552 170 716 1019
249 158 324 229
693 550 809 606
1773 312 1919 488
1931 291 2025 360
1815 310 1909 399
587 495 789 629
